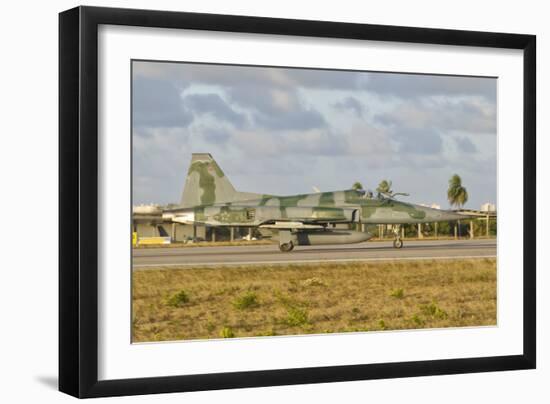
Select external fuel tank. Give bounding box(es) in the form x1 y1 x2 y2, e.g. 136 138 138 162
273 229 372 246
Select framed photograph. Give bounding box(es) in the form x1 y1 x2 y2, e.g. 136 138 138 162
59 6 536 398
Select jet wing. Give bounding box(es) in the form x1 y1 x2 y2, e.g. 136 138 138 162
164 205 359 227
257 206 359 226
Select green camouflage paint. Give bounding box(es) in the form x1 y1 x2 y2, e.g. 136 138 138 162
319 192 335 206
188 161 216 205
169 154 467 230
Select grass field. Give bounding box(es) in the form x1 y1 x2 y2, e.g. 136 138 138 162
132 258 496 342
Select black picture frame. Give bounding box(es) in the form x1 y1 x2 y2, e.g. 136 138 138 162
59 6 536 398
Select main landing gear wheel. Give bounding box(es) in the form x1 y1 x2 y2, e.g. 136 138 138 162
279 242 294 252
393 238 403 249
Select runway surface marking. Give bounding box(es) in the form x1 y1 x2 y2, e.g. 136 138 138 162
132 239 497 269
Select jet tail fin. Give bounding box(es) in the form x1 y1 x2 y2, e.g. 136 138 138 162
180 154 261 207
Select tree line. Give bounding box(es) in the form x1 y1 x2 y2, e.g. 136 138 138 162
352 173 469 209
352 174 496 238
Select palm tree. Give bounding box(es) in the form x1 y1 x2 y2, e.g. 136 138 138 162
352 181 364 191
376 180 393 195
447 174 468 239
447 174 468 208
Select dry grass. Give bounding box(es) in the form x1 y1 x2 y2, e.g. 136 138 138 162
132 258 496 342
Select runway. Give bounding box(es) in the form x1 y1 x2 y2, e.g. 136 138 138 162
132 239 497 269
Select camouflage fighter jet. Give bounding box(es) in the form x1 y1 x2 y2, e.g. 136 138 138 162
162 154 468 252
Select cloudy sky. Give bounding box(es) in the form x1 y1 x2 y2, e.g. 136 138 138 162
132 60 497 209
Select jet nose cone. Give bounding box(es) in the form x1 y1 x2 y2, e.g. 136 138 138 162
441 211 470 221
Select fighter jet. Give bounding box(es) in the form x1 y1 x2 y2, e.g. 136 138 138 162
162 154 468 252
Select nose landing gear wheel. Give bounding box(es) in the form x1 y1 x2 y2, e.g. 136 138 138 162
279 242 294 252
393 238 403 249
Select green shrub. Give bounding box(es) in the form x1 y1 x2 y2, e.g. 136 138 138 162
285 306 309 327
378 319 387 330
233 291 259 310
220 326 235 338
420 301 448 319
411 314 425 326
166 290 189 307
390 288 404 299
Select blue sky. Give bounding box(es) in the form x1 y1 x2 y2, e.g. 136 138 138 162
132 61 497 209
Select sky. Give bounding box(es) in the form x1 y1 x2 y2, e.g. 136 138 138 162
132 60 497 209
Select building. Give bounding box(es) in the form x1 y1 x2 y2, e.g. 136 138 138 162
132 205 259 243
481 202 496 212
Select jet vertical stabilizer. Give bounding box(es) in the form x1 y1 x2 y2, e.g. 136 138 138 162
180 153 262 207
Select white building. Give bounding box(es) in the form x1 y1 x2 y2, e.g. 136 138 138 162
480 202 496 212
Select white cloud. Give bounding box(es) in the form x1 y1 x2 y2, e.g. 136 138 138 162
132 61 497 208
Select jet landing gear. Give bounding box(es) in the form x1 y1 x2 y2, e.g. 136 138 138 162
278 230 295 252
392 226 403 249
279 242 294 252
